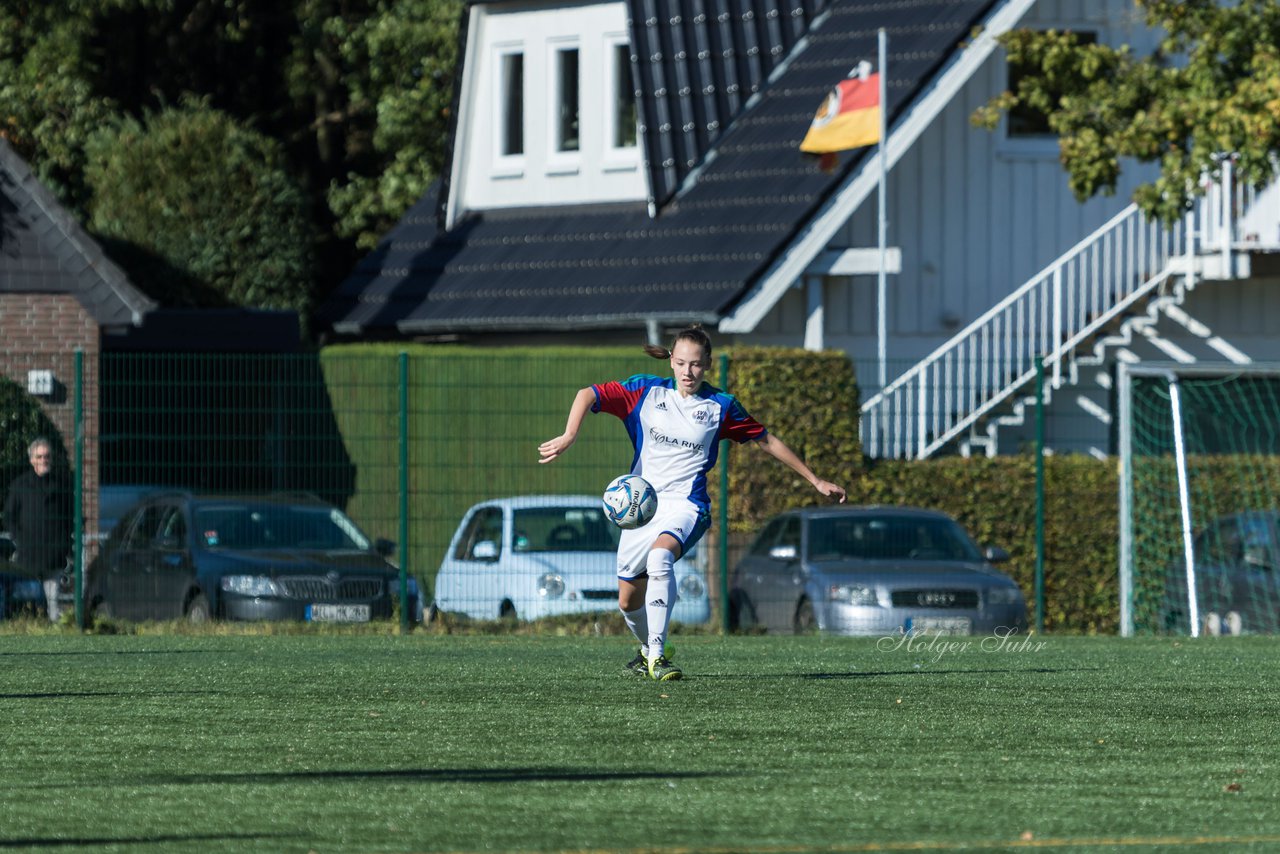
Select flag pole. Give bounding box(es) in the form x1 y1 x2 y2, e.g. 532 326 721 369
876 27 888 396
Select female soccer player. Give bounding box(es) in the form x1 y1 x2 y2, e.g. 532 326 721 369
538 325 846 680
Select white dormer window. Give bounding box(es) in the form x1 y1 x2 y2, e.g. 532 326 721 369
449 0 646 222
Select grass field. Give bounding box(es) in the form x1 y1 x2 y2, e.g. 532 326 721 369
2 629 1278 853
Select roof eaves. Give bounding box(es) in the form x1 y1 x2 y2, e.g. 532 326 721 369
397 310 719 334
0 140 157 326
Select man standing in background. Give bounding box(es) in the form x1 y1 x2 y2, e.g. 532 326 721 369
4 438 72 622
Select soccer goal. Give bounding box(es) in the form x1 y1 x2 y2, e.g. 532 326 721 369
1119 363 1280 636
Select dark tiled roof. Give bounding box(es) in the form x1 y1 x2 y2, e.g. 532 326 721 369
0 139 156 328
633 0 833 207
324 0 998 336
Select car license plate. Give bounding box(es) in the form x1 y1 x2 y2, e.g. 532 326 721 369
307 603 371 623
906 616 972 635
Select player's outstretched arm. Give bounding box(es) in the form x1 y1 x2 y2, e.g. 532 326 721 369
754 433 847 503
538 387 597 464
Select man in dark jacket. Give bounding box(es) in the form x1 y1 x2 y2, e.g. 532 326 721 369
4 438 72 621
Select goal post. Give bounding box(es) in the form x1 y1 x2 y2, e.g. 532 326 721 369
1119 362 1280 636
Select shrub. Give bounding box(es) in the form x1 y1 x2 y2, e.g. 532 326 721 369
83 97 316 315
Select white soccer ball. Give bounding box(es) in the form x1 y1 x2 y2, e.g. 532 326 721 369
602 474 658 530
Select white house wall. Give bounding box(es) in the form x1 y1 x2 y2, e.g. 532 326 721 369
741 0 1166 393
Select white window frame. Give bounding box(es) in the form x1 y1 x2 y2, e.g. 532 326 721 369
492 42 526 178
546 36 581 175
602 32 639 170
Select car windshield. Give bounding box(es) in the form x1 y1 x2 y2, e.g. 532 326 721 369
194 504 371 551
807 515 982 562
512 507 620 553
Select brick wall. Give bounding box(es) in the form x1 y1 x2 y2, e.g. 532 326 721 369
0 294 102 557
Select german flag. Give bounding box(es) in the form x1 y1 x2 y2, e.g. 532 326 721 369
800 73 881 157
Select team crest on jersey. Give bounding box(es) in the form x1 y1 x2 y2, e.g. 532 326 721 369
691 407 712 424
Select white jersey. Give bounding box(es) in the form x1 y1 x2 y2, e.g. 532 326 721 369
592 374 766 512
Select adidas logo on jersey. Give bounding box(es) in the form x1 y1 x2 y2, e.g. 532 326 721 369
654 400 668 410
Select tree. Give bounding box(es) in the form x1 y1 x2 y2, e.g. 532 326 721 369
971 0 1280 223
287 0 461 251
0 1 462 319
0 1 122 212
83 99 317 315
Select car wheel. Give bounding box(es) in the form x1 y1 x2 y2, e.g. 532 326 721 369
185 593 211 624
793 598 816 634
499 600 517 622
728 590 757 632
90 598 112 621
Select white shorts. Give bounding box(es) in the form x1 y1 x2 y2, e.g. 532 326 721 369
616 495 711 579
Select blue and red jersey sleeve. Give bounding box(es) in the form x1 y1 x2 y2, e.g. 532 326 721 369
591 374 661 419
719 396 767 444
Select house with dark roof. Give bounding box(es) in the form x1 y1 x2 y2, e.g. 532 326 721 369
322 0 1280 460
0 138 303 540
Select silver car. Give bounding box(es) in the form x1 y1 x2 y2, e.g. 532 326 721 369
729 506 1027 636
433 495 711 623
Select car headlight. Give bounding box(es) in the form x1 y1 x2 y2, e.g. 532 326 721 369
678 574 705 599
987 585 1023 605
538 573 565 599
220 575 280 597
829 584 878 606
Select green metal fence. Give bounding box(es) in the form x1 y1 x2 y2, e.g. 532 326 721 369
3 347 665 631
8 346 1266 636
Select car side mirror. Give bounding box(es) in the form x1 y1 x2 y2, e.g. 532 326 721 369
769 544 798 561
1244 543 1272 570
375 538 396 557
472 540 499 560
984 545 1010 564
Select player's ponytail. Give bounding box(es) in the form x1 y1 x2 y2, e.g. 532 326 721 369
643 324 713 361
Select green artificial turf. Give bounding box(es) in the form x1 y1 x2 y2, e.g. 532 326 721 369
1 632 1277 852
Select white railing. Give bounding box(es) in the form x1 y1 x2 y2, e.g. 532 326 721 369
861 164 1280 460
861 204 1194 459
1204 156 1280 253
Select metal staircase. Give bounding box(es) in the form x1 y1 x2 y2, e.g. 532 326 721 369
860 164 1277 460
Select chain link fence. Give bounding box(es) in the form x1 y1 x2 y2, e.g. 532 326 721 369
5 347 1237 636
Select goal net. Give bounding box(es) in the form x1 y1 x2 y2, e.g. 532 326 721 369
1119 363 1280 636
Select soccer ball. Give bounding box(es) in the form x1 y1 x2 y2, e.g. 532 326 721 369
602 474 658 529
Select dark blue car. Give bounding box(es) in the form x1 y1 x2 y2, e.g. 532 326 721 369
85 493 422 624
